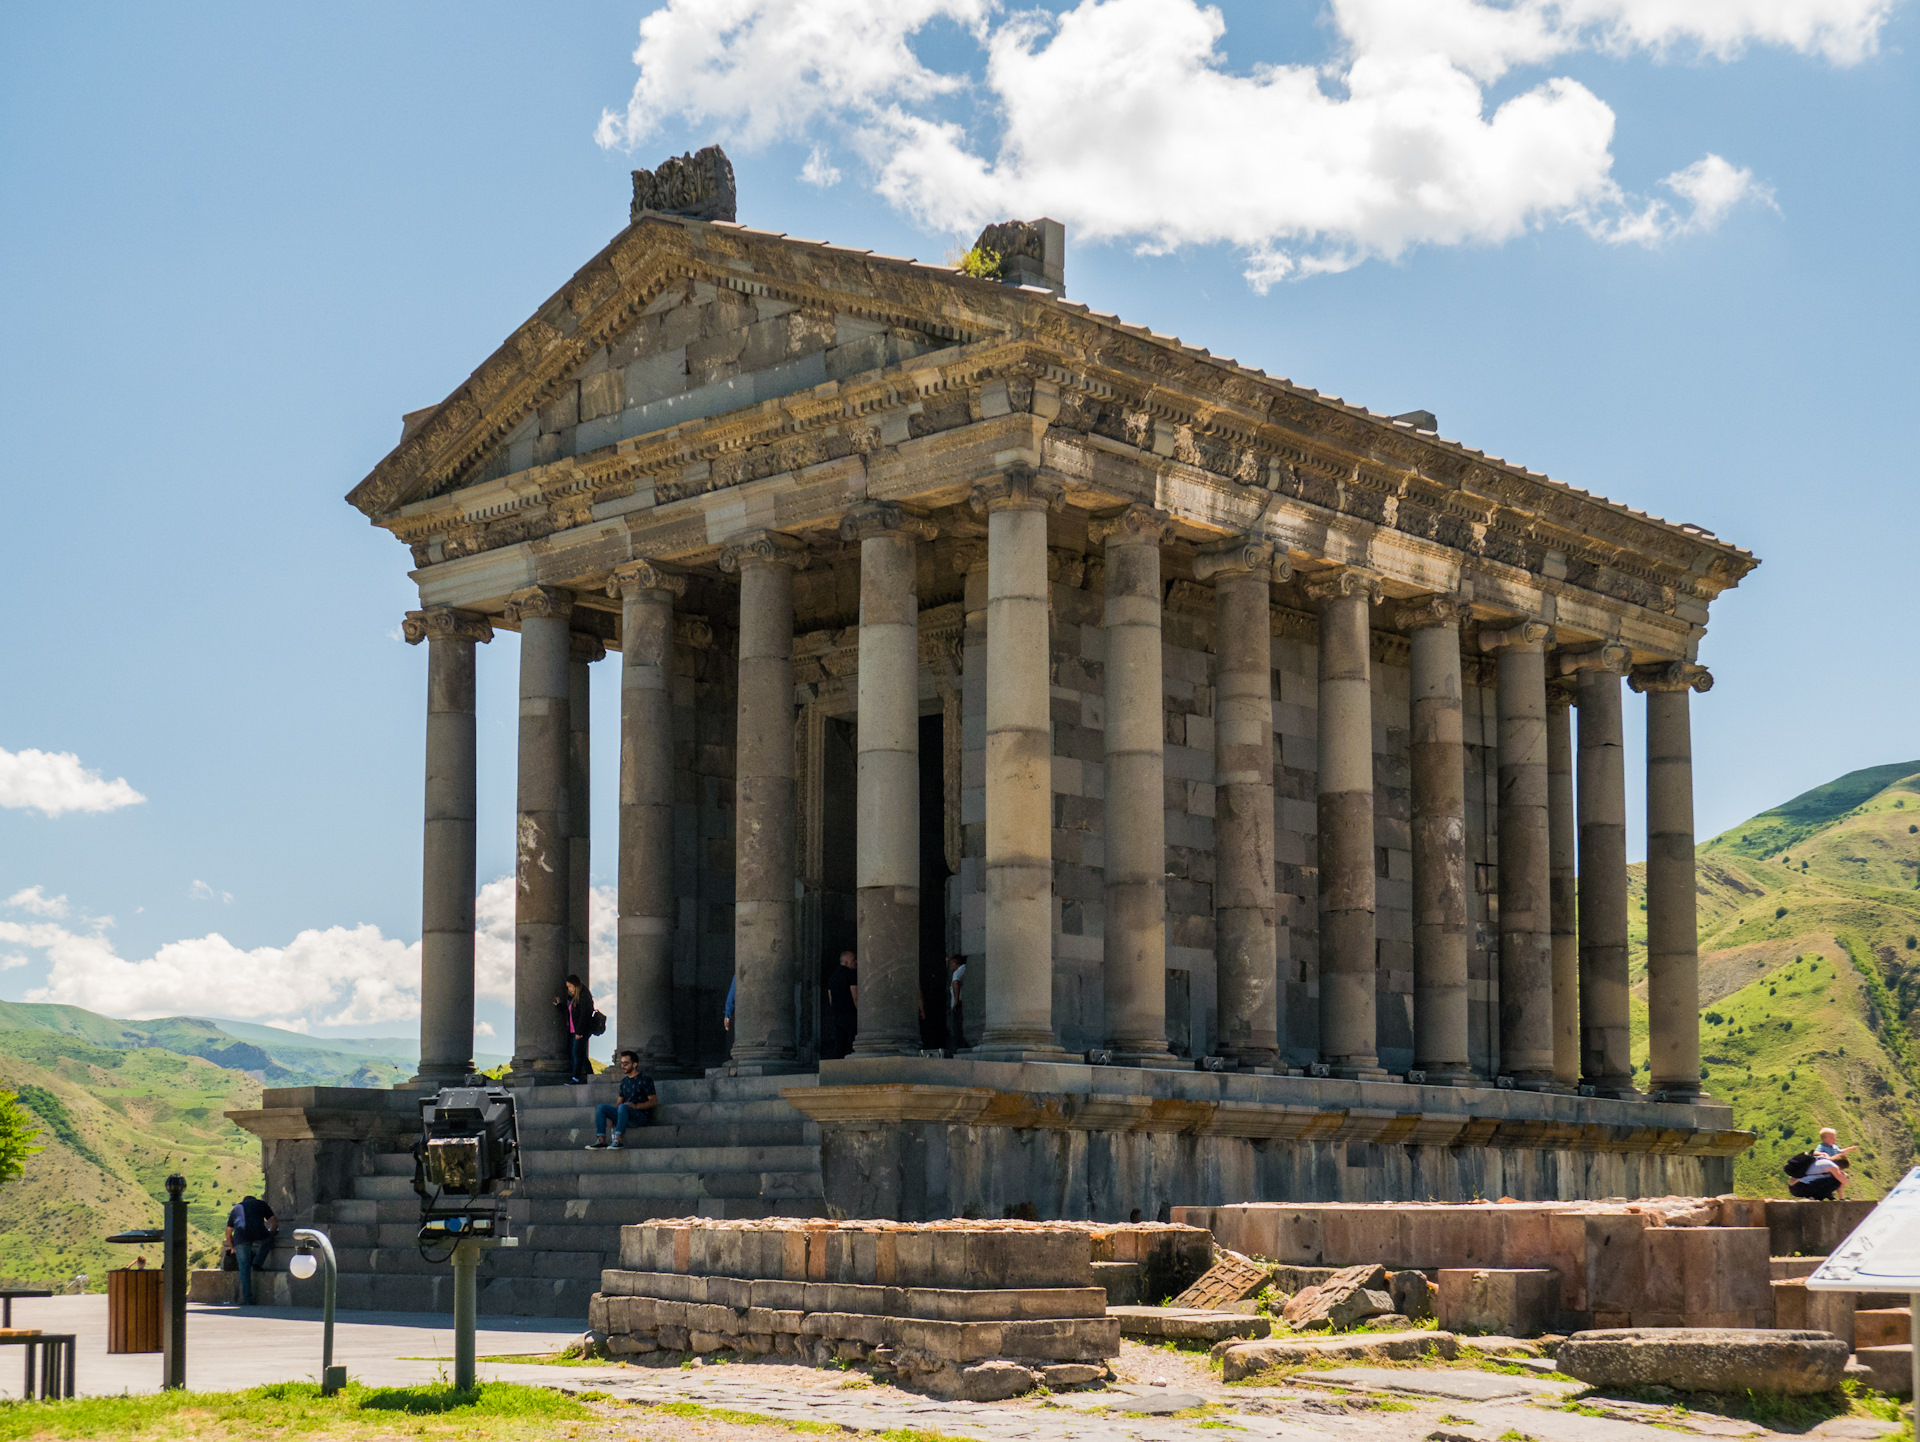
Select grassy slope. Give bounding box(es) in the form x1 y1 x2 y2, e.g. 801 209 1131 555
0 1031 265 1284
1625 764 1920 1199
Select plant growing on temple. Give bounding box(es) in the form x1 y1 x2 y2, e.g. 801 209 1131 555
955 244 1002 280
0 1087 45 1188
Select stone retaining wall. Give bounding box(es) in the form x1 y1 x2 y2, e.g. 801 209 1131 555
590 1219 1134 1399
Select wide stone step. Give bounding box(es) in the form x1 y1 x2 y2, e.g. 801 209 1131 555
515 1121 820 1150
515 1098 814 1129
517 1170 822 1201
519 1144 821 1176
332 1245 609 1280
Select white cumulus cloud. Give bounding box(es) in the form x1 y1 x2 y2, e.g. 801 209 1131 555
597 0 1891 285
0 747 145 817
188 879 234 904
4 876 617 1031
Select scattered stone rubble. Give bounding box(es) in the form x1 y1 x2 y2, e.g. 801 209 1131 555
588 1218 1124 1400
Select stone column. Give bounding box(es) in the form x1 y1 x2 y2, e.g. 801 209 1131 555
1481 620 1555 1087
844 503 936 1057
404 607 492 1084
505 586 574 1080
1197 538 1285 1069
1094 506 1176 1066
568 633 604 986
721 531 809 1070
970 471 1064 1059
1568 646 1634 1095
1305 569 1384 1079
1631 661 1713 1100
1545 677 1578 1089
1396 595 1473 1084
608 562 685 1070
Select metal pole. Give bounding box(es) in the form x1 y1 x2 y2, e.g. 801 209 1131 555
161 1175 187 1390
293 1229 343 1395
1910 1291 1917 1419
452 1238 479 1391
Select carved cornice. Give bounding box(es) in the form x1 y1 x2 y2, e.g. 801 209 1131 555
719 530 810 573
1558 642 1630 676
1087 503 1172 548
1194 538 1291 584
1629 662 1713 694
401 607 494 646
1479 620 1551 652
969 467 1063 516
1301 569 1383 605
607 560 687 600
839 501 937 545
1393 594 1471 632
502 586 573 624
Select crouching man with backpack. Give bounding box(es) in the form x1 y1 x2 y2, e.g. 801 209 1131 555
1785 1148 1849 1200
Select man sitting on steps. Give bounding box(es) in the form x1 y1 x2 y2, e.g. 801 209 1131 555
586 1050 657 1150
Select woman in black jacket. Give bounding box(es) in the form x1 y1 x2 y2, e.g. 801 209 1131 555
553 974 594 1084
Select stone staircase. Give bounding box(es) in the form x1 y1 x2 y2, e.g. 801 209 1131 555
262 1072 825 1318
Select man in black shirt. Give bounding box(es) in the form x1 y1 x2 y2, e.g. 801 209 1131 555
824 951 858 1058
224 1193 277 1306
586 1050 657 1149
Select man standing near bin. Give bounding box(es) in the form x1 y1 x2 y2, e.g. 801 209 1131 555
224 1194 277 1306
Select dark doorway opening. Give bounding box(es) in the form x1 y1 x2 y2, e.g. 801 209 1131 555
818 717 857 1057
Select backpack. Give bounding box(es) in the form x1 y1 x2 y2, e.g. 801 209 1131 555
1783 1151 1815 1179
589 1009 607 1037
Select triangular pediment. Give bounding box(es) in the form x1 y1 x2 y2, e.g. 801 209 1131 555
347 218 1012 520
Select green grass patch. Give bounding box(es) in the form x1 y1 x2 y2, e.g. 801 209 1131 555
0 1381 588 1441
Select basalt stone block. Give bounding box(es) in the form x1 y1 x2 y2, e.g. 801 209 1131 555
1437 1268 1558 1337
1215 1329 1458 1381
1558 1328 1848 1395
1640 1226 1770 1327
1770 1279 1855 1344
1855 1307 1910 1349
1853 1345 1914 1397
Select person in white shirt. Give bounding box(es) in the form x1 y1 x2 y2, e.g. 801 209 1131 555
1791 1151 1848 1201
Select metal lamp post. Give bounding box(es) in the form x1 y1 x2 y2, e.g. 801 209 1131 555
290 1229 345 1396
161 1175 187 1390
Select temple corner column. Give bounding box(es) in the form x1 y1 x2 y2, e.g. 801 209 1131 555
1545 673 1579 1090
568 632 605 990
404 607 493 1086
608 561 686 1073
1631 660 1713 1102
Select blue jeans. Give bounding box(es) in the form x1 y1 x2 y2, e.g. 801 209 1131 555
235 1241 264 1305
568 1035 590 1082
594 1103 649 1137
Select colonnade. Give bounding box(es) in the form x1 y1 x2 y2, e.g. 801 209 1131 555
404 479 1713 1100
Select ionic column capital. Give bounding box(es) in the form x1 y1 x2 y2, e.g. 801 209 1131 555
503 586 574 624
969 467 1064 516
1629 661 1713 694
1301 567 1383 605
839 501 937 545
1088 504 1172 549
719 530 810 573
1393 593 1471 632
1545 676 1579 707
1478 619 1551 652
1559 642 1630 676
402 607 494 646
1194 537 1290 584
949 539 989 575
570 632 607 664
607 561 686 600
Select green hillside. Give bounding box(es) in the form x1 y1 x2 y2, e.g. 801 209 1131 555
0 1032 263 1287
1626 763 1920 1199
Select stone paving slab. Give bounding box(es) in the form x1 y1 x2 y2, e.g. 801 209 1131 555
1298 1365 1587 1401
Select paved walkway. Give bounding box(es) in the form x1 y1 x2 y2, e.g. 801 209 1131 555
0 1296 1904 1442
0 1295 581 1399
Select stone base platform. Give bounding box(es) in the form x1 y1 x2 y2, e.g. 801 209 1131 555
591 1219 1125 1398
792 1055 1748 1220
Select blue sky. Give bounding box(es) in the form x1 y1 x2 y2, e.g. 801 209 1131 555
0 1 1914 1038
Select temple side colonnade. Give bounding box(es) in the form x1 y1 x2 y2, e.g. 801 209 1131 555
403 480 1715 1103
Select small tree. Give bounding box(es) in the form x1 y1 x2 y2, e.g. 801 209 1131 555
0 1088 45 1188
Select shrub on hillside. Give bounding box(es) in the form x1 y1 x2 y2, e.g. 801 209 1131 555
0 1088 45 1188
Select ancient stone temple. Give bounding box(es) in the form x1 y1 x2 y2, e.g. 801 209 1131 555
233 150 1758 1315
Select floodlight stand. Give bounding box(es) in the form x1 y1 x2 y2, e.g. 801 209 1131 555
161 1174 188 1390
451 1236 517 1391
293 1229 344 1395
